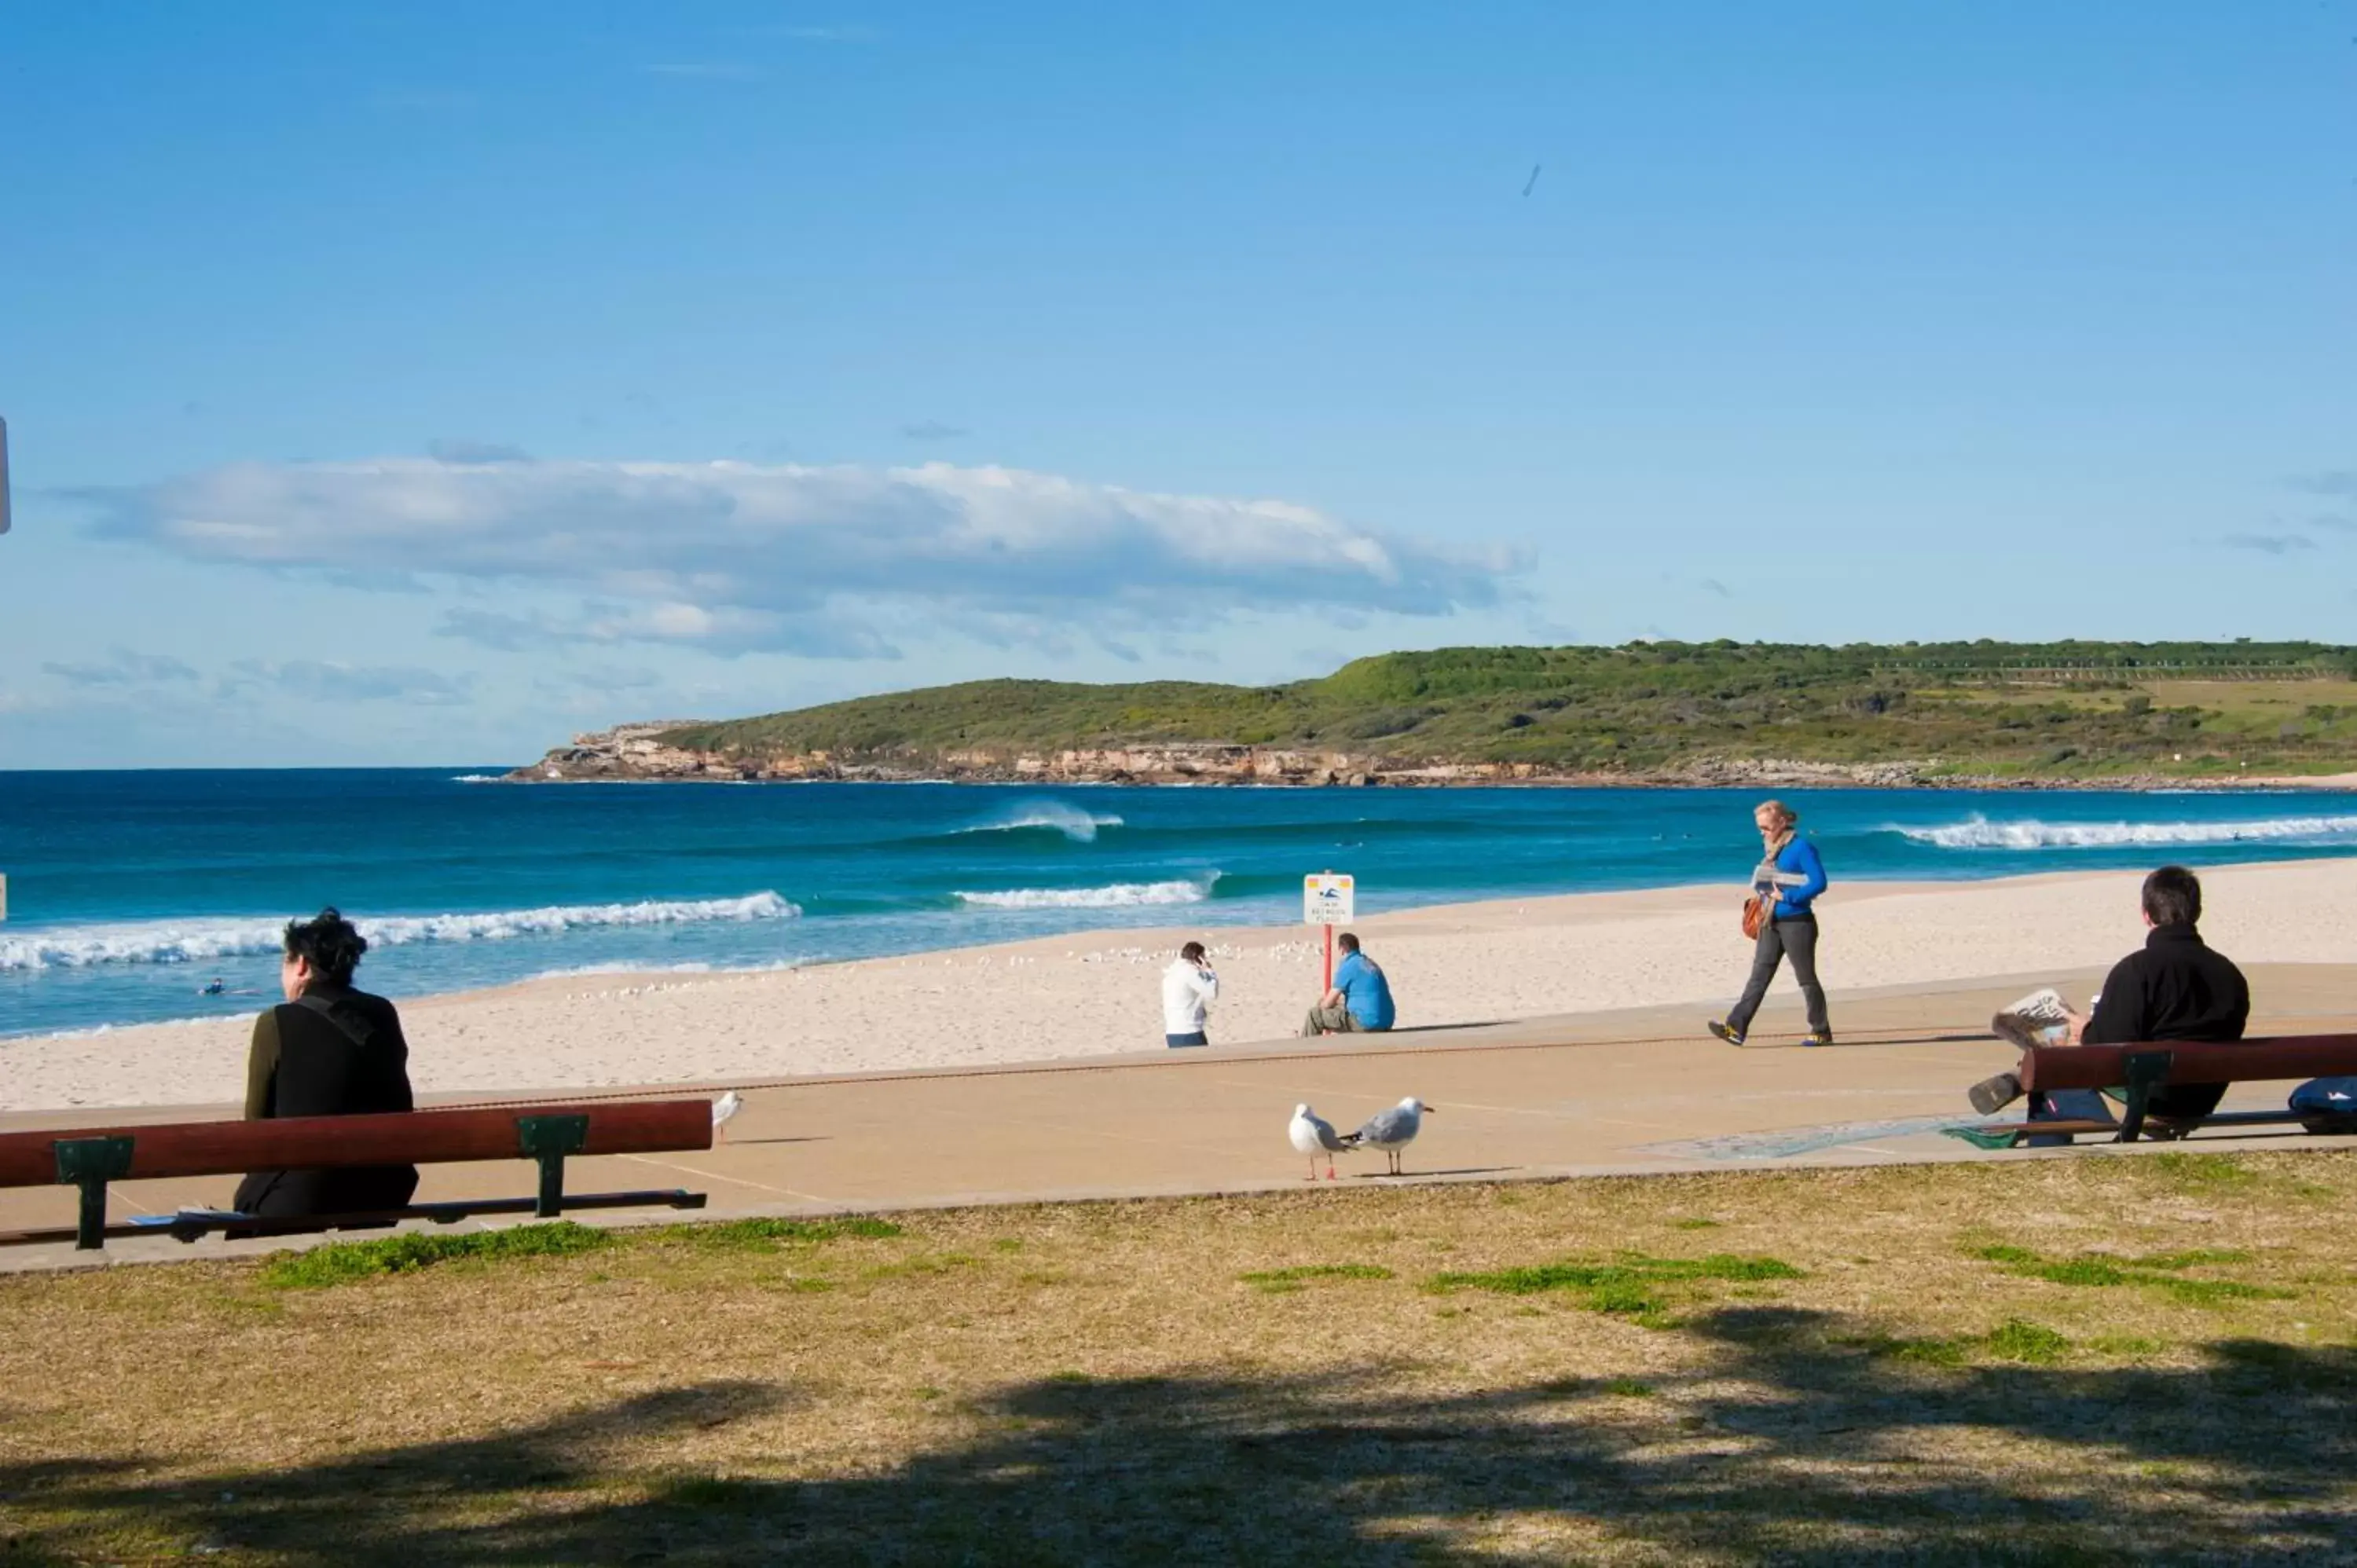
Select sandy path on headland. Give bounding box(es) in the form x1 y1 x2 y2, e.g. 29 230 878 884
4 858 2354 1112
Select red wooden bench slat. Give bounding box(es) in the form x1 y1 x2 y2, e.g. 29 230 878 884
0 1100 713 1188
2017 1035 2357 1094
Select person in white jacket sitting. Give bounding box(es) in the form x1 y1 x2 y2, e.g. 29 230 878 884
1161 941 1219 1048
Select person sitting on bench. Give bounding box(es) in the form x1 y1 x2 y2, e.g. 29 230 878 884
231 907 420 1222
1967 865 2249 1134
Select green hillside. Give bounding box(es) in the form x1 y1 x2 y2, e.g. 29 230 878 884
657 640 2357 779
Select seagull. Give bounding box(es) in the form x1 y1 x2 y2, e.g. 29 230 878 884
711 1091 745 1139
1288 1103 1350 1181
1340 1097 1432 1175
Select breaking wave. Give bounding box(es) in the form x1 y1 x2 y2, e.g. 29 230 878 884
1896 814 2357 851
955 875 1219 910
0 892 801 972
951 801 1125 842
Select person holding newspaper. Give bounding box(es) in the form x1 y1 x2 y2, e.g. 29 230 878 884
1708 799 1834 1048
1967 865 2249 1136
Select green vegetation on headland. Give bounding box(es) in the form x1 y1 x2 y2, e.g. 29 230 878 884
521 639 2357 786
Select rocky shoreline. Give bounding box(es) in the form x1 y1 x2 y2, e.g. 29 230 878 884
498 723 2303 792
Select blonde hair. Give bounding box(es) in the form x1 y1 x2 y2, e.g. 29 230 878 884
1756 799 1797 850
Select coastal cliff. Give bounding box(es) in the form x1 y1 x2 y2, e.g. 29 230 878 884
508 724 1935 788
505 640 2357 788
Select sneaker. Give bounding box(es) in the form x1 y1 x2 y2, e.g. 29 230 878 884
1706 1020 1745 1046
1968 1072 2024 1116
1801 1032 1835 1049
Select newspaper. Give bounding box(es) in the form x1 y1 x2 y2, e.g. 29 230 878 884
1990 987 2076 1052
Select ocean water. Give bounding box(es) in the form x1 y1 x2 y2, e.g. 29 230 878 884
3 770 2355 1040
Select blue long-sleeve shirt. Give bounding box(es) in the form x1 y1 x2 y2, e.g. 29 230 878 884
1751 837 1827 917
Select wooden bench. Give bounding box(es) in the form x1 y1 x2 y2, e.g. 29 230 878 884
0 1099 715 1251
1947 1035 2357 1149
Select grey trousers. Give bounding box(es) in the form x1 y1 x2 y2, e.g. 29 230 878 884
1727 916 1831 1037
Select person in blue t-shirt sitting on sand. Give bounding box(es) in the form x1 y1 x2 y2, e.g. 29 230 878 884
1300 932 1396 1037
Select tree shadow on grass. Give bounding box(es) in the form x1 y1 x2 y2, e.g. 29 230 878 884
7 1313 2357 1565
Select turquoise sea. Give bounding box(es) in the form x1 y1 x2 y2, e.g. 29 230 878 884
3 770 2355 1039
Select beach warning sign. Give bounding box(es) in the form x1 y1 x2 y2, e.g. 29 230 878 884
1303 872 1355 926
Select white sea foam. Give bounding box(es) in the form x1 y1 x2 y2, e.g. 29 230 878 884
954 801 1125 842
449 773 504 783
955 875 1217 910
1897 814 2357 851
2 1014 222 1043
0 892 801 972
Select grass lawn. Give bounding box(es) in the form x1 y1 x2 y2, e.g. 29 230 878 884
3 1154 2355 1564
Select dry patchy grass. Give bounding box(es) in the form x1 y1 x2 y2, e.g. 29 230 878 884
2136 678 2357 716
2 1153 2355 1564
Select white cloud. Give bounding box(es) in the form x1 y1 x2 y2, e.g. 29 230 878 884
224 660 473 705
2220 533 2316 556
79 457 1522 658
541 665 664 692
435 602 901 659
428 438 533 464
42 647 201 687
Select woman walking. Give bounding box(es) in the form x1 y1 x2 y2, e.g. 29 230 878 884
1708 800 1833 1047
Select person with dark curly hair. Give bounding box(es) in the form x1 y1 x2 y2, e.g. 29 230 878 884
231 907 419 1221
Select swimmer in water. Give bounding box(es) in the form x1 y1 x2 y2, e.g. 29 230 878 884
200 977 225 996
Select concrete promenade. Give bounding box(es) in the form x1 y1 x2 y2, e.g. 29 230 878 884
4 962 2352 1271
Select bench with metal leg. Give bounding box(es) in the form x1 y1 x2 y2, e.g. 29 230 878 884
1946 1035 2357 1150
0 1099 716 1251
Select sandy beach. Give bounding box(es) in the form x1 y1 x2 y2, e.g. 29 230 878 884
4 856 2353 1112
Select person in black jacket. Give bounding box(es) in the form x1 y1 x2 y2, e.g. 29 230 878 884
231 907 419 1220
1968 866 2250 1128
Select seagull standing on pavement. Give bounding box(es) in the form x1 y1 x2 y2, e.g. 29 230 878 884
711 1091 745 1140
1340 1097 1432 1176
1288 1103 1350 1181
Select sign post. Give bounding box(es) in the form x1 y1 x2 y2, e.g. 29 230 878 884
1302 871 1355 993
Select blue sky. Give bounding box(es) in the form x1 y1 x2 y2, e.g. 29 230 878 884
2 2 2352 767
